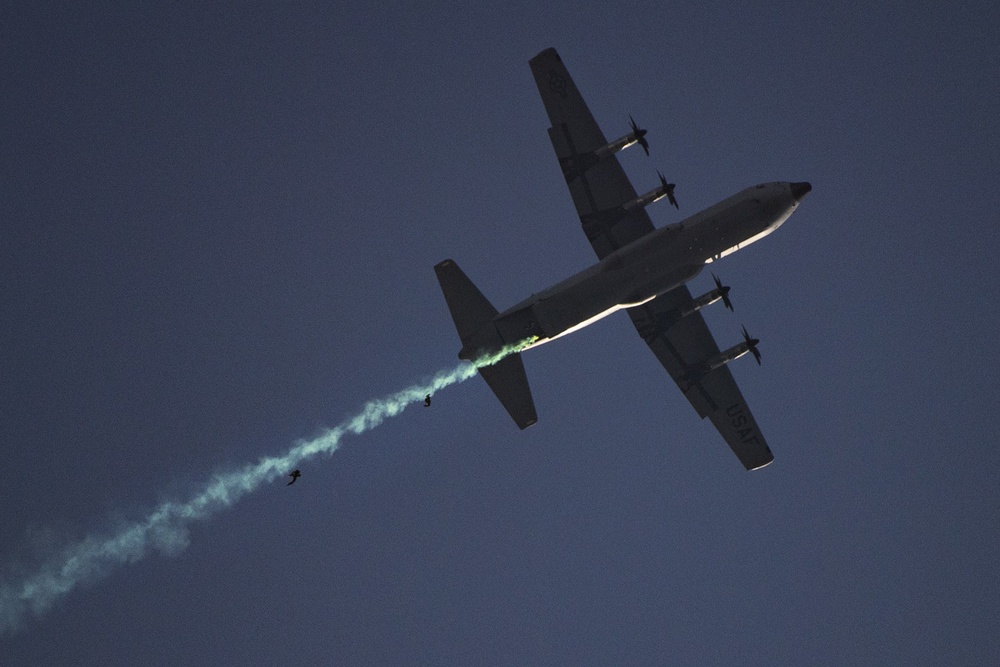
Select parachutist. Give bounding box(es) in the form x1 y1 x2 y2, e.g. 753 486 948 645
287 469 301 485
424 394 432 407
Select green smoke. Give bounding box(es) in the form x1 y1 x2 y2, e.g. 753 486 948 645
0 341 534 635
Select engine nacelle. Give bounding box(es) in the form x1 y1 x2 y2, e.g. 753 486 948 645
555 121 648 181
703 341 755 374
680 328 760 390
624 182 672 212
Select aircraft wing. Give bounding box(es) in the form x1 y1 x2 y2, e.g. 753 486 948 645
627 289 774 470
529 48 656 260
530 47 773 470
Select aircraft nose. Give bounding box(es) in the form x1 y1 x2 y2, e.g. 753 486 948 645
790 182 812 202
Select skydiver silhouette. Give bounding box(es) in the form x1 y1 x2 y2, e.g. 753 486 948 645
424 394 431 407
287 469 301 485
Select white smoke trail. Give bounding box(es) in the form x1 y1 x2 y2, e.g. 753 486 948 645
0 341 533 635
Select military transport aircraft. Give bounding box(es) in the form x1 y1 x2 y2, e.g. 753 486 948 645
434 48 810 470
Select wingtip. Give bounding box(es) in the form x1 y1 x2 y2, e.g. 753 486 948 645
531 47 560 63
747 455 775 471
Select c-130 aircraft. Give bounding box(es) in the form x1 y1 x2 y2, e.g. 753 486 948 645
435 48 810 470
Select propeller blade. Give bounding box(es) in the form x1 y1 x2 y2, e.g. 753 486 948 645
630 115 650 155
656 171 678 208
713 273 734 311
741 325 761 365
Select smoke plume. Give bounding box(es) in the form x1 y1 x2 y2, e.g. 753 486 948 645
0 342 530 635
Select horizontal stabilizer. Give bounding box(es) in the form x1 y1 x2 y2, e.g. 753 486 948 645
434 259 498 345
479 352 538 429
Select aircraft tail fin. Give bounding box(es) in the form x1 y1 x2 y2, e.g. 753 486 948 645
434 259 538 429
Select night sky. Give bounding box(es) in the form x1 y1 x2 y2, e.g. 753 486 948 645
3 2 999 664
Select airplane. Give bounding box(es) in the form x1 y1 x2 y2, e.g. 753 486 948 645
434 47 810 470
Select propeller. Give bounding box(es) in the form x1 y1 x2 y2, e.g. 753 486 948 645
712 273 734 311
741 325 761 365
657 171 679 209
629 115 650 156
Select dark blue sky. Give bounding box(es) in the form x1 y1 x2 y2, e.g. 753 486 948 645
3 2 999 664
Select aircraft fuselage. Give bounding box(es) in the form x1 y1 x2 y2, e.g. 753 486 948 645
467 181 806 359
